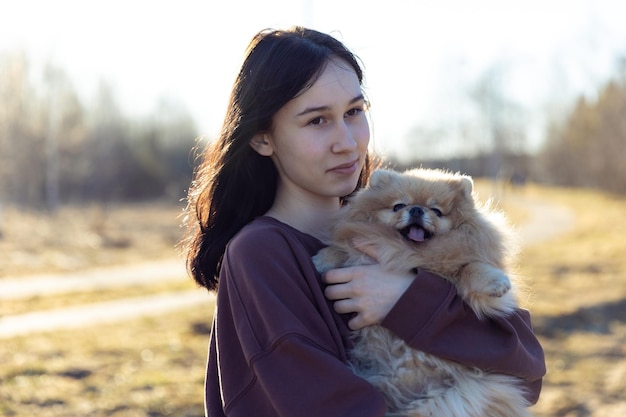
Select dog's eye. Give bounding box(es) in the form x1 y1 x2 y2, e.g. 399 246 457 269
431 208 443 217
392 203 406 212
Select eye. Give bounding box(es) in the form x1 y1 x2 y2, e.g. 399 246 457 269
346 107 364 117
393 203 406 212
430 208 443 217
308 116 324 126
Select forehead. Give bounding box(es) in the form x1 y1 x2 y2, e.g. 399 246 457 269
287 59 362 111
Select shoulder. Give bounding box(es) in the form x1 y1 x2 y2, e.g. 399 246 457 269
220 216 326 301
223 217 326 275
228 216 324 257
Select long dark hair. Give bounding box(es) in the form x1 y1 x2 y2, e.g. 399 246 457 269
183 27 373 291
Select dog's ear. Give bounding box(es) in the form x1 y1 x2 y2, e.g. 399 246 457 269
455 175 474 198
368 169 396 189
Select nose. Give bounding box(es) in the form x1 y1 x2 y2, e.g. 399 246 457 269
409 206 425 218
331 120 358 153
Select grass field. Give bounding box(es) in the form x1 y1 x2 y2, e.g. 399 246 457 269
0 202 185 278
1 184 625 416
506 185 626 417
0 202 208 417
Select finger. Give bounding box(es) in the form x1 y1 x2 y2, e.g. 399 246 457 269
321 268 350 285
348 315 366 331
348 309 384 330
324 283 351 301
332 298 357 315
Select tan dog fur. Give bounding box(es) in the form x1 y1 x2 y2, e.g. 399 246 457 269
313 168 530 417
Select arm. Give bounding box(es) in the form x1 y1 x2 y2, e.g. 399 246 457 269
383 269 545 404
215 226 387 416
323 265 545 405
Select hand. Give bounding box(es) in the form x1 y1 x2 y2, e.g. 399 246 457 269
322 241 414 330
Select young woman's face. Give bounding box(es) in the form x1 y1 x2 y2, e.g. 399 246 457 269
253 58 370 204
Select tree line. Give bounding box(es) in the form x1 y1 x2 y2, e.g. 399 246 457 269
539 65 626 194
0 52 198 211
396 60 626 195
2 51 626 213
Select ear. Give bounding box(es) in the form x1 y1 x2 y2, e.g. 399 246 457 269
368 169 395 189
249 133 274 156
456 175 474 198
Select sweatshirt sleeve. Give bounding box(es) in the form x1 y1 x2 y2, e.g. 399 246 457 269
216 225 387 417
380 269 546 405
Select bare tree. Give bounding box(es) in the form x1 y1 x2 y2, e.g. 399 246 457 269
44 64 61 212
540 62 626 193
468 63 528 179
0 52 47 207
1 55 198 206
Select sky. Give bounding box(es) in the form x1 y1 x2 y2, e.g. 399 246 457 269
2 0 626 161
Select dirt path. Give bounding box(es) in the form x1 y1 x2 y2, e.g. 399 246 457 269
0 258 213 339
0 194 575 339
508 194 575 246
0 290 213 338
0 258 187 300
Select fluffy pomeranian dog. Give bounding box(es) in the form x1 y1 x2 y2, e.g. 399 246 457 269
313 168 530 417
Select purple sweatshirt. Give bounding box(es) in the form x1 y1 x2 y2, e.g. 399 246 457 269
205 216 545 416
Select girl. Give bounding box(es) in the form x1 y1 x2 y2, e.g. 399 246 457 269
183 26 545 417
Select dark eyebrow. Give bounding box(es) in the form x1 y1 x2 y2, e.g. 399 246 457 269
296 94 365 117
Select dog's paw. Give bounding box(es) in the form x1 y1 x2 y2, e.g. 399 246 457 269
311 252 326 274
462 263 511 299
485 272 511 298
312 247 348 274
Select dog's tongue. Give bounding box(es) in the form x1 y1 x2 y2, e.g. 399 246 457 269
408 226 426 242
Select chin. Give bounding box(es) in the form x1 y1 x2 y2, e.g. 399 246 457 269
335 177 361 199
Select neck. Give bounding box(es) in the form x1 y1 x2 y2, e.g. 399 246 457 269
265 192 340 242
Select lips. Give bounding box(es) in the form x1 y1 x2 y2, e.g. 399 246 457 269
329 159 359 174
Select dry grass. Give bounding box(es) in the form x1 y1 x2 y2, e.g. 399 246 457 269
1 185 626 416
0 307 211 417
0 202 208 417
501 184 626 417
0 202 186 278
0 279 195 317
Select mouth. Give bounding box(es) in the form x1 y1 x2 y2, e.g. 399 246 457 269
400 223 433 243
328 159 359 174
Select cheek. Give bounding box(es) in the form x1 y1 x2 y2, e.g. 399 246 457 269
378 210 397 226
435 217 453 233
387 211 411 229
353 117 371 148
275 134 322 161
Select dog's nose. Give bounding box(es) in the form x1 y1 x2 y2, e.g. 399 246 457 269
409 206 425 217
